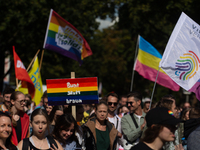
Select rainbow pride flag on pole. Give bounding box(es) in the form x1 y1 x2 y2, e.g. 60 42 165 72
46 77 99 105
134 36 180 91
43 9 92 65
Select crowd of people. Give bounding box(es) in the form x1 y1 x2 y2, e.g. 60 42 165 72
0 86 198 150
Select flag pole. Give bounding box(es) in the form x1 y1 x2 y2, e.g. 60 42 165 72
26 49 40 72
18 49 40 87
130 35 140 91
16 78 19 90
149 67 160 109
71 72 76 120
39 50 44 72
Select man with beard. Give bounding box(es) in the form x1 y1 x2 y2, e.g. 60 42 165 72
121 91 146 150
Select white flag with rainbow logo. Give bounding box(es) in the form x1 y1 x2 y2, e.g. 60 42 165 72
159 12 200 100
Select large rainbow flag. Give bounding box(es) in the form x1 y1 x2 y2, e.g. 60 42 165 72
46 77 99 105
134 36 180 91
43 9 92 65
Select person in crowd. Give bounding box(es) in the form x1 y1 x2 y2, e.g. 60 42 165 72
181 108 191 121
17 108 63 150
117 105 123 118
119 95 128 106
121 91 146 150
0 87 15 112
48 105 64 134
10 91 29 146
184 107 200 150
53 114 81 150
63 105 84 146
142 97 151 113
0 111 17 150
130 107 181 150
156 95 183 150
121 105 129 114
106 92 123 149
82 100 118 150
183 102 191 109
46 104 53 116
0 97 3 103
114 95 127 114
24 94 32 114
35 90 48 109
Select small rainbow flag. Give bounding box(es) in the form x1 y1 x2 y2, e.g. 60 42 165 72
43 9 92 65
168 110 174 116
46 77 99 105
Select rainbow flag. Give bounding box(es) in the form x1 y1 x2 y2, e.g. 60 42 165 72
134 36 180 91
46 77 99 105
43 9 92 65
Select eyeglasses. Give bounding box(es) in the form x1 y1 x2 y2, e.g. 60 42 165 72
126 102 133 106
108 102 118 106
18 100 26 105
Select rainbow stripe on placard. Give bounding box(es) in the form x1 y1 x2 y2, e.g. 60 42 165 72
46 77 99 105
43 9 92 65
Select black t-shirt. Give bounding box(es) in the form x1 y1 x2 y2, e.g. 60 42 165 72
15 118 22 143
130 142 153 150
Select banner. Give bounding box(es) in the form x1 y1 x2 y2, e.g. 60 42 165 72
19 57 43 105
43 9 92 65
134 36 180 91
46 77 98 105
159 12 200 100
13 46 35 98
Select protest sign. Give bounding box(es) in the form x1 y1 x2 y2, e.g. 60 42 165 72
46 77 98 105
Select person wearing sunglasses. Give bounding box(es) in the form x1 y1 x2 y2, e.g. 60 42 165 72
106 92 123 149
10 91 29 146
130 107 181 150
0 87 15 112
121 91 146 150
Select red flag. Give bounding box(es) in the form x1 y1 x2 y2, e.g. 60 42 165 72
13 46 35 98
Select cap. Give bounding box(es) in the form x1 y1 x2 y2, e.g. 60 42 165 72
146 107 181 127
143 97 151 103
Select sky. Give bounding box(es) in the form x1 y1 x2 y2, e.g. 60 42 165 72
96 16 119 30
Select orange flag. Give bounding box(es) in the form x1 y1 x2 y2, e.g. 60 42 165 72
13 46 35 98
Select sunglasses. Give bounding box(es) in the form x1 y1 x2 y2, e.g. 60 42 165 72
108 102 118 106
126 102 133 106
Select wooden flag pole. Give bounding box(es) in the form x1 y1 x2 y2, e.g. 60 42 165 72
16 78 19 90
39 50 44 72
71 72 76 120
18 49 40 87
26 49 40 72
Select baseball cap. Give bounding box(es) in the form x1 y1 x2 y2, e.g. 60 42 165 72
146 107 181 127
143 97 151 103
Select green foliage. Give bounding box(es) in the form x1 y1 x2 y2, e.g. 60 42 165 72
1 0 199 104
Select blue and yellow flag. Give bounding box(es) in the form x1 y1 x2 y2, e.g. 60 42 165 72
19 57 43 105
